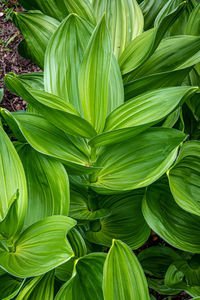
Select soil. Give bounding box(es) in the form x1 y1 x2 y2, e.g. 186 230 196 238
0 2 195 300
0 1 40 111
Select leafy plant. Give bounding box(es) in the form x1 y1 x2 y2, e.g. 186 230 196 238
0 0 200 299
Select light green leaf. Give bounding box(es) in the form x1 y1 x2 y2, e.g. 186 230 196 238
0 215 76 277
0 126 27 237
12 12 59 68
16 271 54 300
16 144 70 228
67 228 87 258
168 141 200 216
6 112 94 174
94 0 143 59
119 2 186 75
90 86 194 148
79 15 112 133
0 274 25 300
128 35 200 81
90 128 186 193
142 181 200 253
44 14 93 114
55 253 106 300
5 73 97 139
105 86 196 131
86 191 150 249
103 239 150 300
0 89 3 103
124 68 191 100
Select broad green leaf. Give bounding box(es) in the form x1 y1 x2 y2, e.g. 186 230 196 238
12 12 59 68
89 86 194 148
0 216 76 277
162 108 181 128
55 253 106 300
142 182 200 253
78 16 112 133
16 0 68 21
105 86 196 131
186 2 200 35
0 126 27 237
6 112 94 174
93 0 143 59
103 239 150 300
168 141 200 216
16 144 70 228
0 274 25 300
128 35 200 81
164 264 186 290
44 14 93 114
86 191 150 249
187 92 200 121
124 68 191 100
69 190 111 220
138 246 181 278
90 128 186 193
119 2 186 75
5 73 97 139
16 271 54 300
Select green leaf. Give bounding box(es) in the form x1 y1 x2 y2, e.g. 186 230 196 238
69 190 111 220
90 128 186 193
93 0 143 59
142 181 200 253
0 126 27 237
16 144 70 228
86 191 150 249
168 141 200 216
105 86 196 131
64 0 96 25
140 0 169 30
186 2 200 35
55 253 106 300
12 11 59 68
0 89 3 103
44 14 93 114
16 271 54 300
16 0 69 21
89 86 195 148
6 112 94 174
67 228 87 258
124 68 191 100
0 274 25 300
128 35 200 81
0 216 76 277
16 72 44 91
78 15 112 133
148 278 181 296
4 73 97 139
138 246 181 278
119 2 186 75
103 239 150 300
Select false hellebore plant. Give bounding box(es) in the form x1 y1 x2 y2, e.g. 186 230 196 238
0 0 200 299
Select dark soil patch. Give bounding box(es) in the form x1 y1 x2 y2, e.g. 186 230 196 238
0 1 40 111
